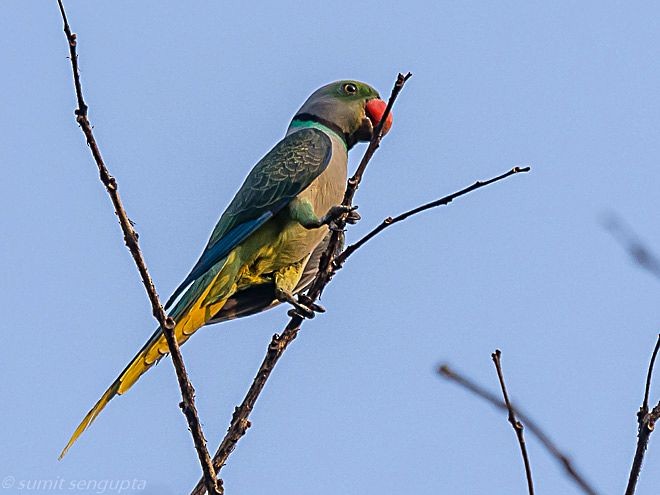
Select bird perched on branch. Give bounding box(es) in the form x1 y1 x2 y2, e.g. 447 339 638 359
60 80 393 458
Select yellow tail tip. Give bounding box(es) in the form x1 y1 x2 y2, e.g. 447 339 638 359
59 382 120 460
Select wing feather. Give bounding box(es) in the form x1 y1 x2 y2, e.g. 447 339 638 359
165 128 332 309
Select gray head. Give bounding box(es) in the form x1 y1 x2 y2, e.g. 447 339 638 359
291 80 392 148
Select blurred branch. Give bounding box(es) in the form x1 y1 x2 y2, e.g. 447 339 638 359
625 334 660 495
56 3 220 494
491 350 534 495
604 214 660 279
438 364 599 495
191 72 413 495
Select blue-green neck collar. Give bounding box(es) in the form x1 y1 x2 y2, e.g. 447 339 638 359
289 114 351 150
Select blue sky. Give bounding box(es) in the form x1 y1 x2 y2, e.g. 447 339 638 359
3 1 660 494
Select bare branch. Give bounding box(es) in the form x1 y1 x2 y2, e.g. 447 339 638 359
438 364 599 495
625 334 660 495
491 350 534 495
191 72 413 495
335 166 530 267
56 3 220 493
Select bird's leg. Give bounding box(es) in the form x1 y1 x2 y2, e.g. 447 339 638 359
273 258 325 318
289 198 360 230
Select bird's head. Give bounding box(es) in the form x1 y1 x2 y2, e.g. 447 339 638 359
291 80 393 149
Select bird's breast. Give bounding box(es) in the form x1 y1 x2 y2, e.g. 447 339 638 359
278 134 348 264
240 133 348 275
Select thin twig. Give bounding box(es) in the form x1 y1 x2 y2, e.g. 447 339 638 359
438 364 599 495
191 73 413 495
643 335 660 412
56 3 220 494
491 350 534 495
625 334 660 495
334 166 530 267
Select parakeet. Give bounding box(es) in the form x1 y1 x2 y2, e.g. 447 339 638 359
59 80 393 458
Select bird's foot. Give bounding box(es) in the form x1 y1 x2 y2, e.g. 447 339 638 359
321 205 360 227
276 289 324 319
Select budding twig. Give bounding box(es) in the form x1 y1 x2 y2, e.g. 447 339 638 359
491 350 534 495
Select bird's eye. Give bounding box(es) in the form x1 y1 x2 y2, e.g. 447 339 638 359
343 83 358 95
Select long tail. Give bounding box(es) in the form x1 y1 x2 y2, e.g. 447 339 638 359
59 326 169 459
59 266 228 459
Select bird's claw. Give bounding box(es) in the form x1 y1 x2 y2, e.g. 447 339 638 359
345 209 361 225
299 294 325 313
322 204 359 226
287 307 315 319
277 289 324 319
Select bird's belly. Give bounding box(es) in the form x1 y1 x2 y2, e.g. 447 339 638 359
232 222 323 289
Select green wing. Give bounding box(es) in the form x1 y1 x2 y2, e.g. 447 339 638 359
165 128 332 309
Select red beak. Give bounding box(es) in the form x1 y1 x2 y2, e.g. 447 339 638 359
365 99 393 136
